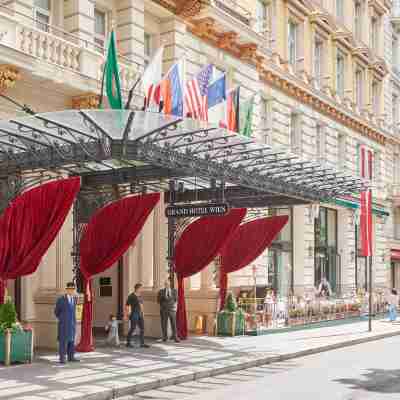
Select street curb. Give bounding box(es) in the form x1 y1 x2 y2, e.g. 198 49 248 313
112 329 400 399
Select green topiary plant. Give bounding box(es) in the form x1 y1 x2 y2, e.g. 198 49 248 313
224 292 237 313
0 298 20 333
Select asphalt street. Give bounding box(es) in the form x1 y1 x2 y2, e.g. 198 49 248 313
125 335 400 400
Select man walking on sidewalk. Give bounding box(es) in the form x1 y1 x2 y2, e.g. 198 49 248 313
157 279 179 342
125 283 150 348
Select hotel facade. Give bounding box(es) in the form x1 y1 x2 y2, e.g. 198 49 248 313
0 0 399 346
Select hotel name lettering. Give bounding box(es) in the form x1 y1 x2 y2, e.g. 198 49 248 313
165 203 229 218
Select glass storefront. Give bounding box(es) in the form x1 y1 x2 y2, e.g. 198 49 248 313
314 207 339 292
266 207 293 297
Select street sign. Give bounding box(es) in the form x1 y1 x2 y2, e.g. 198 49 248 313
165 203 229 218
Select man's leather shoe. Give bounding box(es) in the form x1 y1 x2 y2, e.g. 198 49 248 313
174 338 180 343
126 343 134 348
68 358 80 362
162 338 167 342
140 344 150 348
59 359 66 364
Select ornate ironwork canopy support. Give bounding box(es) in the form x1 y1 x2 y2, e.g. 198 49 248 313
167 180 177 290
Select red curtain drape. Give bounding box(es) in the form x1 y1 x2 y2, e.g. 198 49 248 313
0 177 81 304
0 278 6 304
219 216 289 310
76 193 160 352
174 208 246 339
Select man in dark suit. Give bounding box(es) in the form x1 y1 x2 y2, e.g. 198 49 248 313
157 279 179 342
54 282 79 364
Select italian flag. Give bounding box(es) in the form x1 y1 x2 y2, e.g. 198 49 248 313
105 30 122 109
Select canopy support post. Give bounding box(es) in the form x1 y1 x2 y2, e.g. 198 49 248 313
168 180 177 289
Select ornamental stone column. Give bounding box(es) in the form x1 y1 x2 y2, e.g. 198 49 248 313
140 211 154 289
64 0 95 47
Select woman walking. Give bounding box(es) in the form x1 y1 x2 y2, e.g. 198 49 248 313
388 289 398 322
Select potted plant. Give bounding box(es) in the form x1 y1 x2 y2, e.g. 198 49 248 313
217 292 246 336
0 299 33 366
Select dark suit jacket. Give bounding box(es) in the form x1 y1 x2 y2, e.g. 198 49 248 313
157 288 177 312
55 295 77 343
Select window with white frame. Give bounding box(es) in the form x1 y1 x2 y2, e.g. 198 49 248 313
355 67 363 109
34 0 50 32
370 16 378 51
289 112 301 153
336 50 345 98
288 21 297 69
354 1 362 42
260 97 272 145
255 0 268 35
393 93 399 127
338 133 347 171
94 8 107 50
314 37 323 89
371 80 380 115
336 0 344 23
394 35 399 70
315 123 326 161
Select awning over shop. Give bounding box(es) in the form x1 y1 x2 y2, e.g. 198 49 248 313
0 110 368 206
391 249 400 261
333 196 389 217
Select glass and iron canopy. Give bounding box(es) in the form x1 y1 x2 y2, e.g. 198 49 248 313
0 110 369 207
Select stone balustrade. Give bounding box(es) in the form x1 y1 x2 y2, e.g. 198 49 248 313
0 10 139 91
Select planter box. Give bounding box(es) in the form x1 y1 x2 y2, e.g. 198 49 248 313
217 312 245 336
0 329 33 366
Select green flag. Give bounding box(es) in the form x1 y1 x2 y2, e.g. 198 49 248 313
105 30 122 109
239 95 255 137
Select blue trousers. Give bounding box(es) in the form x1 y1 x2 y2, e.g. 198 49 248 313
388 305 397 322
59 340 75 362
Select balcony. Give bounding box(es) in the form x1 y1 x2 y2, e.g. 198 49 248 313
393 0 400 27
0 8 138 98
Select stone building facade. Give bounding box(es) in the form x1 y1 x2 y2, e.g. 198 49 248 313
0 0 398 347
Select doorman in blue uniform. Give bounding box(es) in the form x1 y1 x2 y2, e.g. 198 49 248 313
54 281 79 364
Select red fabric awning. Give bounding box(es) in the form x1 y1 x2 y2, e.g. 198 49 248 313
174 208 246 339
219 215 289 310
76 193 160 352
0 178 80 304
391 249 400 261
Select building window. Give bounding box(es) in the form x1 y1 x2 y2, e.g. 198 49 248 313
314 37 323 89
336 51 345 98
394 35 399 70
261 98 272 145
316 123 325 161
355 68 363 109
289 112 301 153
393 94 399 127
354 1 362 41
315 207 338 292
336 0 344 23
255 0 269 35
370 16 378 51
288 21 297 70
94 8 107 49
34 0 50 32
338 133 347 171
372 81 380 115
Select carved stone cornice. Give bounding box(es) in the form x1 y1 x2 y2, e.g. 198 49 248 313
217 31 238 50
71 93 101 110
0 65 20 92
176 0 210 18
259 67 386 145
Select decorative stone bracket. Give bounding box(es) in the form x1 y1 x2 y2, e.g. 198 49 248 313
72 93 101 110
0 65 20 92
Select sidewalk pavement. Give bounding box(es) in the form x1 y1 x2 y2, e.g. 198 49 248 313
1 319 400 400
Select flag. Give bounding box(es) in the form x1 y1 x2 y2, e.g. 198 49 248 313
360 190 373 257
359 145 373 257
142 46 164 110
224 87 240 132
184 64 213 120
160 60 184 117
104 30 122 109
207 74 226 125
239 95 255 137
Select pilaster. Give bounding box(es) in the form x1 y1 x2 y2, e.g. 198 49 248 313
141 211 154 289
116 0 145 67
64 0 95 46
1 0 34 25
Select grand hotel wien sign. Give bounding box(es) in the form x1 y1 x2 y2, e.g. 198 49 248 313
165 203 229 218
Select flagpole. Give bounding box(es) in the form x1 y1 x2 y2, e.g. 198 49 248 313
124 76 141 109
368 188 373 332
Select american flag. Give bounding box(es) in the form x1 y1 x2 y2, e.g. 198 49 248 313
184 64 213 121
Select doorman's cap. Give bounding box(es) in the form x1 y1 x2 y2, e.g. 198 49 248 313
65 282 76 289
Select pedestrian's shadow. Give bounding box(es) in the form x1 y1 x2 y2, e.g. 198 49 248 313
335 368 400 393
